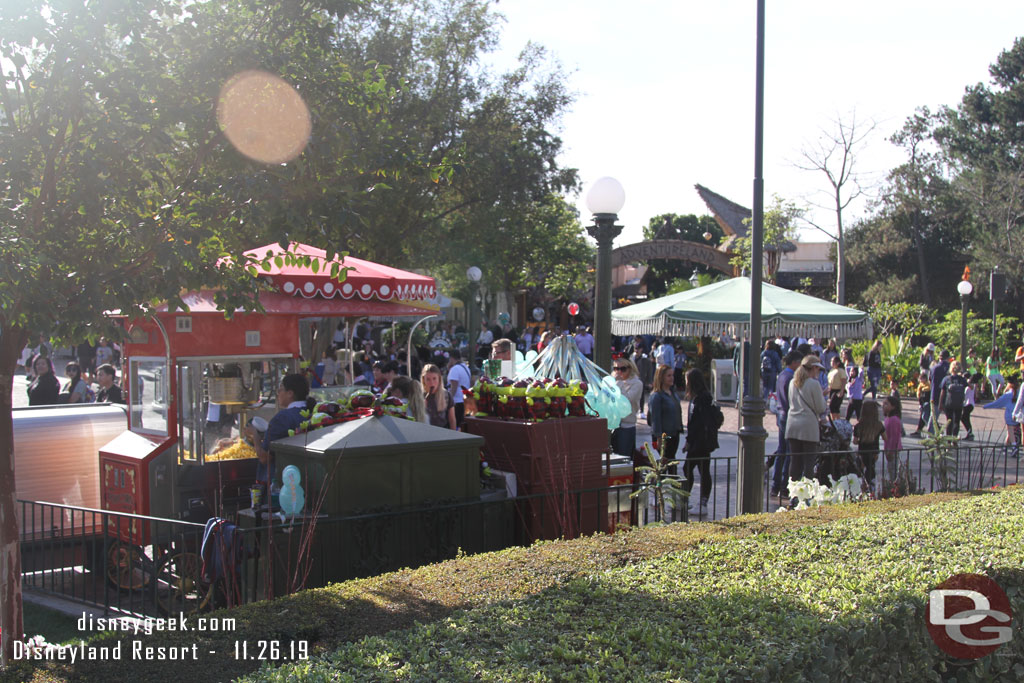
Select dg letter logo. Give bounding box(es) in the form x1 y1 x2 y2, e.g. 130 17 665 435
926 573 1013 659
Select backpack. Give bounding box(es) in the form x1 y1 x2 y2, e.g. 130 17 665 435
705 400 725 451
760 352 773 374
711 401 725 430
944 374 968 410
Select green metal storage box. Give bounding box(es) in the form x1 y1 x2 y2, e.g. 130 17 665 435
271 415 484 514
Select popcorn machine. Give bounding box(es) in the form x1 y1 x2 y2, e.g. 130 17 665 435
96 243 438 599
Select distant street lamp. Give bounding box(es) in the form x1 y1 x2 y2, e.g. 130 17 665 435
689 268 701 289
585 177 625 372
467 266 482 369
957 278 973 365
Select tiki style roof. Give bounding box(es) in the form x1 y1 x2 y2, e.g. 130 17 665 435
694 184 795 253
695 184 751 238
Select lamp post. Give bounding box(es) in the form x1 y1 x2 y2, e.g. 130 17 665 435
467 266 482 370
689 268 700 289
957 278 973 364
737 0 768 516
585 177 625 372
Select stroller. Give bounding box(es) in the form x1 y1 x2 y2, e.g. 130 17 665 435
816 416 865 485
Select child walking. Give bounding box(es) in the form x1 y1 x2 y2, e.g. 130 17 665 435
911 371 930 438
882 395 903 480
845 367 864 421
852 398 884 487
983 377 1020 459
960 378 975 441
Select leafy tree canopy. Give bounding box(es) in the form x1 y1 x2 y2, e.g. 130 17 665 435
728 195 801 283
933 37 1024 305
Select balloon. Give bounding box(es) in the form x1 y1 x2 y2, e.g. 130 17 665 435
279 466 305 516
702 231 713 241
498 312 511 326
282 465 300 485
568 302 580 316
532 307 545 321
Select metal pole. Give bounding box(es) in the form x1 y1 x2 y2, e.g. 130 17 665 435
992 266 999 356
992 297 997 360
588 215 623 372
407 315 438 377
468 281 480 372
960 295 968 365
737 0 768 516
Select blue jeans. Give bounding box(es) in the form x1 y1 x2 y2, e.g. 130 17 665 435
611 425 637 457
866 367 882 397
772 416 789 492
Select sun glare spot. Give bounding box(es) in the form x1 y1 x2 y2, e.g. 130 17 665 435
216 70 311 164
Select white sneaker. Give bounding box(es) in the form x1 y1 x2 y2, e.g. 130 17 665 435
688 501 708 515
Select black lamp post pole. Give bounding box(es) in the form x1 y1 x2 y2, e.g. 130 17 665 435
588 214 623 373
960 293 969 365
468 280 480 372
737 0 768 516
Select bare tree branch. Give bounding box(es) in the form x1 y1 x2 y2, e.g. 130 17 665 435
792 110 877 305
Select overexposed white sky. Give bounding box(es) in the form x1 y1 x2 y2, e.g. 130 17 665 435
488 1 1024 243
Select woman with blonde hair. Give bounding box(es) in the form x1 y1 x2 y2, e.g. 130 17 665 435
388 375 428 423
785 355 828 483
938 360 968 437
611 356 643 456
421 363 456 429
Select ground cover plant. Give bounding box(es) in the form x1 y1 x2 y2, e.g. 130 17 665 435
0 491 990 682
247 488 1024 682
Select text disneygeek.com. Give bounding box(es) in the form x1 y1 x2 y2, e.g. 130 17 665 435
13 612 238 663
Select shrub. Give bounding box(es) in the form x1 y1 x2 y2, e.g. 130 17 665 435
247 488 1024 682
8 492 978 683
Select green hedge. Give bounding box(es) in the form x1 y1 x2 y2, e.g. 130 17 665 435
247 489 1024 682
2 492 989 683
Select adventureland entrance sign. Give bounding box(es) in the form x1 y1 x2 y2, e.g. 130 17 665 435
611 239 733 275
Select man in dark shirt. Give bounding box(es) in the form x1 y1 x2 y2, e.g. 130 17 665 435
928 350 951 433
95 364 125 404
772 350 804 496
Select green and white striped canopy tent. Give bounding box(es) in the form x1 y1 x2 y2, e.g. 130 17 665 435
611 277 873 340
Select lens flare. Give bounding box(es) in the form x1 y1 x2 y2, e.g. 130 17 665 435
216 70 311 164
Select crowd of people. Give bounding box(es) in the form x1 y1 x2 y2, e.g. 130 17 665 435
610 355 719 518
769 345 903 498
21 336 126 406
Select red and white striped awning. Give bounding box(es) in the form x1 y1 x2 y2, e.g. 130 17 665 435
245 242 437 301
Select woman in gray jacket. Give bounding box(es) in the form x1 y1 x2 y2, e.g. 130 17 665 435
785 355 828 481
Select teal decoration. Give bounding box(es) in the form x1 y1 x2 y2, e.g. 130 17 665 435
279 465 305 516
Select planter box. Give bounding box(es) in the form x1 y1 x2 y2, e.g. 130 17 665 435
464 416 608 541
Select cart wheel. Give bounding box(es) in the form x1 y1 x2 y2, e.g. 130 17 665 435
105 542 153 591
155 551 214 615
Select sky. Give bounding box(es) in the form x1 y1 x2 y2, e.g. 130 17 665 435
486 1 1024 245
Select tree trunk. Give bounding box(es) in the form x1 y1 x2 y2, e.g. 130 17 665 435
835 200 846 305
1 326 28 667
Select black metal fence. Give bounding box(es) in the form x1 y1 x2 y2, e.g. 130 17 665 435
19 443 1022 616
19 501 208 619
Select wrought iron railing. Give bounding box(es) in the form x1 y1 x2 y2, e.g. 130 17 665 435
18 443 1020 615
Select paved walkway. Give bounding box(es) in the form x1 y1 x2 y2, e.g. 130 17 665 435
655 393 1010 445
